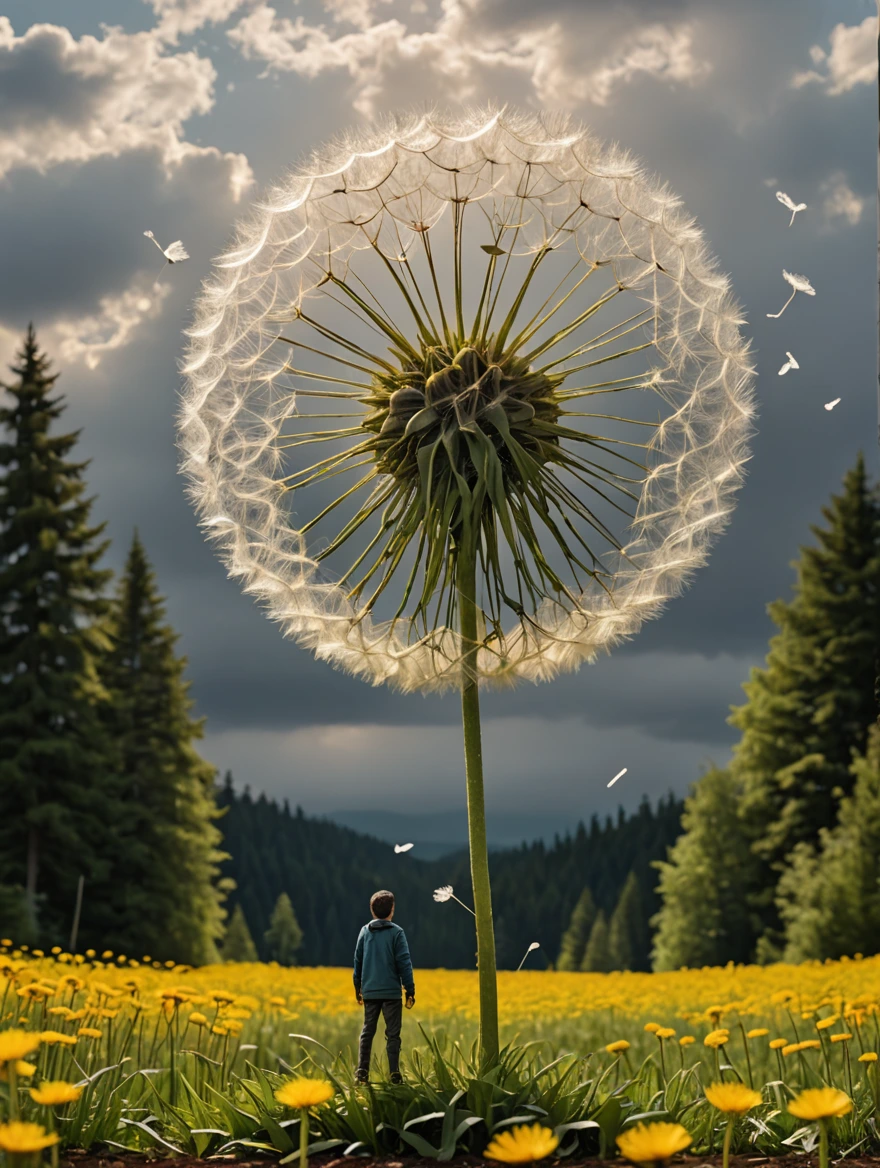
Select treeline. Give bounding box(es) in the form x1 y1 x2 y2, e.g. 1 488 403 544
652 455 880 968
216 775 683 970
0 328 226 962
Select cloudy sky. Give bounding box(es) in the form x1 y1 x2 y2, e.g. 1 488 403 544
1 0 876 840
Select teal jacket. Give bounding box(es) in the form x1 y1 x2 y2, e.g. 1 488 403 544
353 919 415 1000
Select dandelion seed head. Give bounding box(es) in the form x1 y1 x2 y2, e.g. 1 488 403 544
433 885 453 903
393 843 414 853
825 398 841 411
179 105 755 692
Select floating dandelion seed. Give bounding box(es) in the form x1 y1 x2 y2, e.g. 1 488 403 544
608 767 627 788
144 230 190 265
776 191 807 226
778 352 799 376
179 106 755 1063
433 885 476 915
144 230 190 287
824 398 841 411
393 842 414 853
516 942 541 971
767 270 815 318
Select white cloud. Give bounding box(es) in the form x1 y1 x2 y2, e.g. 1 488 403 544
0 16 252 195
148 0 254 42
227 0 711 115
51 276 172 370
791 15 877 94
819 171 865 226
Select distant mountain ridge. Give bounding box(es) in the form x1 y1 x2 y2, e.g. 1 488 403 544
322 808 581 856
216 774 684 970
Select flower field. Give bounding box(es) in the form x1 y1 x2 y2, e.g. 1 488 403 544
4 946 880 1161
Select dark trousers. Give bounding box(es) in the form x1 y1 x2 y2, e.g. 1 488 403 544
357 998 402 1076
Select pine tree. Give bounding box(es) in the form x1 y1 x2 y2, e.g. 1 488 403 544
0 886 35 945
732 455 880 955
777 723 880 961
608 870 647 971
556 887 596 970
651 769 756 970
580 910 613 972
264 892 304 965
223 903 258 961
0 327 118 945
98 533 227 964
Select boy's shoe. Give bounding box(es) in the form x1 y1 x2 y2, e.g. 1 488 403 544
354 1071 369 1085
389 1072 404 1085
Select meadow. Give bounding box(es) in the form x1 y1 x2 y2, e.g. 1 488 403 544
3 946 880 1162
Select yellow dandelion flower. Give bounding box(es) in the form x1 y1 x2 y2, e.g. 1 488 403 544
679 1036 695 1047
188 1012 208 1026
211 1025 228 1036
209 990 236 1005
0 1122 60 1153
704 1030 728 1049
705 1083 762 1115
859 1052 878 1063
269 996 287 1007
39 1031 77 1047
782 1044 799 1057
830 1033 852 1043
17 984 53 1001
160 989 190 1004
484 1124 559 1164
617 1122 692 1165
655 1028 676 1040
643 1022 660 1033
605 1040 631 1054
47 1006 72 1018
0 1061 37 1082
769 1038 789 1050
29 1081 83 1106
274 1077 335 1110
747 1028 769 1039
788 1088 852 1121
799 1040 821 1051
223 1019 243 1035
0 1030 40 1062
816 1016 839 1031
76 1027 102 1040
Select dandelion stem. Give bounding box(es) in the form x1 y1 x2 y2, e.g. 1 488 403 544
722 1117 733 1168
299 1108 309 1168
818 1119 829 1168
458 534 499 1070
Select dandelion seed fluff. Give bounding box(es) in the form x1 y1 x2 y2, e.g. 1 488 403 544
179 107 756 693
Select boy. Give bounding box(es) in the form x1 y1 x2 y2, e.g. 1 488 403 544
353 889 415 1084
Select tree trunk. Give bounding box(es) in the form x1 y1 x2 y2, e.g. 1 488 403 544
24 827 39 928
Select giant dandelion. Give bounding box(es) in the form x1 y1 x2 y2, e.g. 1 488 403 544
179 106 756 1065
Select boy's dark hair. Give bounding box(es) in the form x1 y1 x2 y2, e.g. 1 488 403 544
370 890 395 919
